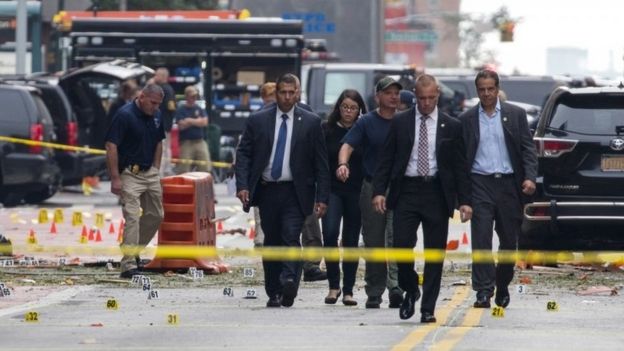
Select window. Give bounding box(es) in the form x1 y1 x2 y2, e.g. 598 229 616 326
0 90 27 123
324 72 366 105
549 95 624 135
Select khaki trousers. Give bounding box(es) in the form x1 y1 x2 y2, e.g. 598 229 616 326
177 139 211 173
120 166 164 271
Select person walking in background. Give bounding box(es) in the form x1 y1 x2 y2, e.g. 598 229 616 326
175 85 211 173
398 90 416 111
104 83 165 278
336 76 404 309
107 80 139 130
321 89 367 306
235 73 330 308
372 74 472 322
459 69 537 309
153 67 177 177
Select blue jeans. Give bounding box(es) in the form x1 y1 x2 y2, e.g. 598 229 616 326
321 191 361 295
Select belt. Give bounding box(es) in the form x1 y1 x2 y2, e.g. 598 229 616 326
127 164 151 175
475 173 514 179
403 175 438 183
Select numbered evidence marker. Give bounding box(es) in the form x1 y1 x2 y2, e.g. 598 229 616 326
517 284 528 294
148 290 159 300
223 287 234 297
243 267 255 278
546 301 559 311
106 298 119 310
244 288 257 299
167 313 179 325
491 306 505 318
24 311 39 322
0 283 11 297
188 267 204 280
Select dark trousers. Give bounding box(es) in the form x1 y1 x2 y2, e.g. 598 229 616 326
393 177 448 314
256 182 306 298
321 190 361 295
470 174 522 295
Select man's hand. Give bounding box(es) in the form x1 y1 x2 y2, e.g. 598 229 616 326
522 180 536 195
372 195 386 214
336 164 350 182
110 176 122 196
459 205 473 223
236 190 250 207
315 202 327 218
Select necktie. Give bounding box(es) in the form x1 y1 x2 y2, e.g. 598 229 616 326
417 115 429 176
271 114 288 180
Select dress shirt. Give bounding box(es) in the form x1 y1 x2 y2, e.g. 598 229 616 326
262 108 294 181
405 107 438 177
472 99 513 175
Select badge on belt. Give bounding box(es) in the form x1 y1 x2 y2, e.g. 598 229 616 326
131 165 140 175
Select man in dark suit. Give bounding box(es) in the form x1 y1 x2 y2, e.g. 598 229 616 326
235 73 330 308
459 69 537 309
372 74 472 323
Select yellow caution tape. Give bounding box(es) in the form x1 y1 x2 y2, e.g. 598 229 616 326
0 136 231 169
2 243 623 265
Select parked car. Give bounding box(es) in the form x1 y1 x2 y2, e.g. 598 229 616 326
522 85 624 250
0 84 61 206
301 63 464 118
0 77 106 185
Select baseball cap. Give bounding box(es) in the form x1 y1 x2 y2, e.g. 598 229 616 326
399 90 415 107
375 76 402 93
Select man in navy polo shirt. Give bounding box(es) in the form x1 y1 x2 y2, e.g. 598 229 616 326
175 85 211 173
105 83 166 278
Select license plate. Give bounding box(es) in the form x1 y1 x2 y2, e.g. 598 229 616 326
601 155 624 171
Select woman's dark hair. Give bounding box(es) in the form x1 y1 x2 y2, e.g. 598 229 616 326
326 89 368 129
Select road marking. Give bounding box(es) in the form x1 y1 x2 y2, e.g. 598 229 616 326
391 285 471 351
429 302 485 350
0 286 93 318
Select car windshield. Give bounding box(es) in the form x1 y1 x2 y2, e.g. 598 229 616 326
548 94 624 135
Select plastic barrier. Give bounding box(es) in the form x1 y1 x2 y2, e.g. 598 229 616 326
145 172 223 272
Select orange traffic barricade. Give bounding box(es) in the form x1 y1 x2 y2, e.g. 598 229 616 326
145 172 225 273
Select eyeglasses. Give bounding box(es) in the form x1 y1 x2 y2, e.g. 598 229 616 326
340 104 359 112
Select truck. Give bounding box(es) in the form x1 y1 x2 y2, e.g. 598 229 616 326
51 10 305 139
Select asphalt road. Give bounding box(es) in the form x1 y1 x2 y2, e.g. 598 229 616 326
0 179 623 350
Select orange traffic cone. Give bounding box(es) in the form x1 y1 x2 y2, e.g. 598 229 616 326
79 225 88 244
248 226 256 240
118 219 125 235
88 228 95 241
461 232 469 245
95 229 103 242
109 222 115 234
217 221 224 234
50 221 57 234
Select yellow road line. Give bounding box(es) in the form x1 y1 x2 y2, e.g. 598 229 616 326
429 303 485 350
391 285 471 351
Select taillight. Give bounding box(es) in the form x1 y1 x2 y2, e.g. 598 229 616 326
30 123 43 153
67 122 78 146
534 137 578 158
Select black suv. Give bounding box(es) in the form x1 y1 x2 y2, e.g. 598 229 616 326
0 77 106 186
0 84 61 206
522 86 624 249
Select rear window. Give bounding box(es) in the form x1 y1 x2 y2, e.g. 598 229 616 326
324 72 366 105
500 80 558 107
0 90 28 123
548 94 624 135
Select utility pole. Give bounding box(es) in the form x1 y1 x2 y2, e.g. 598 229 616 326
15 0 27 74
120 0 127 11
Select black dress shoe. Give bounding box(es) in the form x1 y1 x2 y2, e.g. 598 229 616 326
399 289 420 320
266 295 281 308
303 268 327 282
281 279 297 307
388 289 404 308
365 296 382 309
495 287 510 308
473 292 493 308
420 312 437 323
119 268 142 279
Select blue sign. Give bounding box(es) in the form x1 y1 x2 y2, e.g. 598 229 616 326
282 12 336 34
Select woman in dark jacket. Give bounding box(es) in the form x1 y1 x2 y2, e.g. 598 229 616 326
322 89 367 306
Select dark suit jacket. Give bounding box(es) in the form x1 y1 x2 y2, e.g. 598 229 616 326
459 102 538 204
235 104 330 215
372 108 471 217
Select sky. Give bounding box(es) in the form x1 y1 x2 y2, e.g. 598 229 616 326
460 0 624 77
